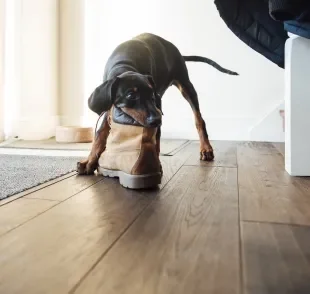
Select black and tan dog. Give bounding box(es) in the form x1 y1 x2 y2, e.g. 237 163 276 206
77 33 238 175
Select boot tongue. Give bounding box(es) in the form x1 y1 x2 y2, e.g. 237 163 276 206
112 106 142 127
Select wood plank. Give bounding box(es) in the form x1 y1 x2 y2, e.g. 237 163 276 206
0 198 57 236
242 222 310 294
74 166 240 294
238 142 310 225
0 181 153 294
184 141 237 167
0 146 192 294
159 144 194 188
0 172 76 206
160 139 188 155
24 174 102 201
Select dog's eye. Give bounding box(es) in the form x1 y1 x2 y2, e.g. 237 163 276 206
126 92 136 100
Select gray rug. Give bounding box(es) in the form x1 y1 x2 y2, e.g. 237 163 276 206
0 155 82 200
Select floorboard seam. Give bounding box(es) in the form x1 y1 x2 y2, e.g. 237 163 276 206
237 145 244 294
69 153 193 294
167 140 191 156
183 164 237 168
0 179 104 239
68 203 149 294
0 172 77 207
22 197 60 202
242 219 310 228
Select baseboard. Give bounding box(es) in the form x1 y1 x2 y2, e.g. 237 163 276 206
249 102 284 142
272 142 285 156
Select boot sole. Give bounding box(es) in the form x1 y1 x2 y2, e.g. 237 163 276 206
98 167 162 189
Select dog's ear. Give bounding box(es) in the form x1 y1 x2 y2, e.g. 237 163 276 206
88 77 119 115
145 75 156 90
145 75 161 101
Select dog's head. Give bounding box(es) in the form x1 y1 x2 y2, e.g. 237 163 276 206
90 71 162 128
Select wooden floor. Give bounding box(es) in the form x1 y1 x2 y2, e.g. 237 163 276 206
1 141 310 294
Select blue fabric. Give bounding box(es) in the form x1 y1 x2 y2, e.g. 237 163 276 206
214 0 288 68
284 21 310 39
269 0 310 22
214 0 310 68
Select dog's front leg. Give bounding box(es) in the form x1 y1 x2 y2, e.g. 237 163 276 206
77 112 110 175
156 126 161 156
156 126 163 175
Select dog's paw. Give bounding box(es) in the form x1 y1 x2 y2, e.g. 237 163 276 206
77 160 89 175
77 160 96 175
200 148 214 162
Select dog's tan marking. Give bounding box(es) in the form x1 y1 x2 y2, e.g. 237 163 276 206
174 80 214 161
77 111 111 175
193 110 214 160
176 83 194 107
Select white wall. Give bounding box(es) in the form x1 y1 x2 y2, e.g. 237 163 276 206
85 0 285 141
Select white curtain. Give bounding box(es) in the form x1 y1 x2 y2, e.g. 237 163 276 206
0 0 87 141
0 0 5 141
14 0 59 140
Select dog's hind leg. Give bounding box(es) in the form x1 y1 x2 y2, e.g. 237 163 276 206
77 112 111 175
174 79 214 161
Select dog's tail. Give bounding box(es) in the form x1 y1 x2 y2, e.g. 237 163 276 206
183 55 239 76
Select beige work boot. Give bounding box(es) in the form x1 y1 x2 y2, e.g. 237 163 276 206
98 107 162 189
